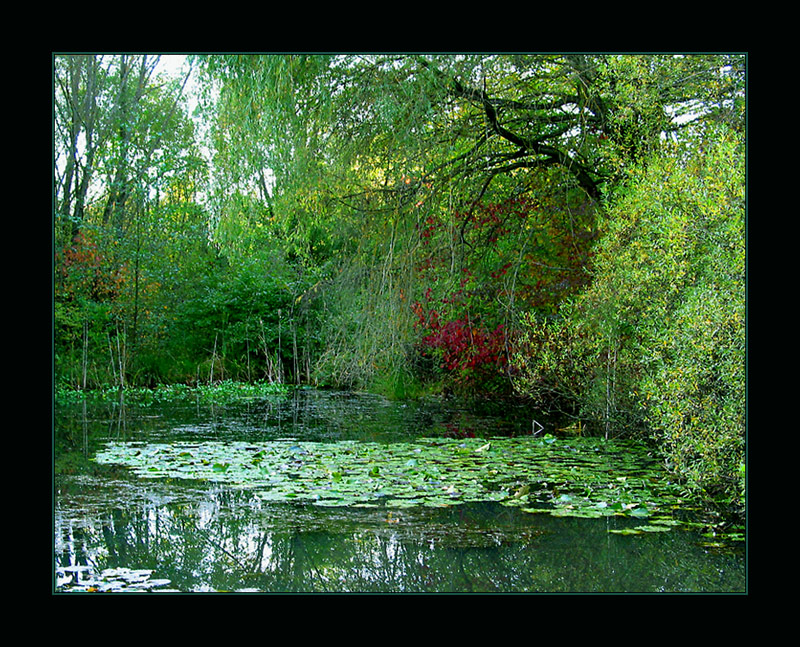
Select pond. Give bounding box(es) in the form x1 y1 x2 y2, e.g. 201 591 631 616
53 388 746 593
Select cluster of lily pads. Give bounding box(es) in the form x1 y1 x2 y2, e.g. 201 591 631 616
93 434 692 532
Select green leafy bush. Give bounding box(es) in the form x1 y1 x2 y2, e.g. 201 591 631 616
514 127 745 511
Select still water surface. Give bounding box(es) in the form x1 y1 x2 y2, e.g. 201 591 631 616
54 389 745 593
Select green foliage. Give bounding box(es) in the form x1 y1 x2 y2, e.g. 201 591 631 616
55 379 288 408
631 132 745 507
512 312 594 417
514 127 745 508
194 54 744 403
54 228 128 388
54 55 215 388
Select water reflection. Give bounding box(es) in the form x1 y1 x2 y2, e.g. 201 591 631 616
54 475 744 593
58 389 547 446
54 390 746 593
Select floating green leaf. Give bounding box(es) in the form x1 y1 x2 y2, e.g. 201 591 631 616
93 434 689 530
635 524 672 533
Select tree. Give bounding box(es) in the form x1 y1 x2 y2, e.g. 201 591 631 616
55 54 196 241
54 55 109 243
54 54 208 387
195 53 744 393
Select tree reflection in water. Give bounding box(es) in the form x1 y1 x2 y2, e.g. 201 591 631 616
55 477 744 593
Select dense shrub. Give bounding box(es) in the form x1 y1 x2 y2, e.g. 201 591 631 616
514 127 745 511
410 188 597 395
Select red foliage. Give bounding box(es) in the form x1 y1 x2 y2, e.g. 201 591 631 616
57 231 127 303
410 194 594 391
425 319 508 372
413 293 510 387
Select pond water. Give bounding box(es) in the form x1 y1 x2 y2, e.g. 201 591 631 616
54 388 746 593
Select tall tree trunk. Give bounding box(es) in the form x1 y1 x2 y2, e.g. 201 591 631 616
56 55 104 242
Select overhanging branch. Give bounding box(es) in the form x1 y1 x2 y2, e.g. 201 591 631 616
416 57 602 201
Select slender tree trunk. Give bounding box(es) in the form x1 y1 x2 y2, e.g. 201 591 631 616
259 319 275 383
115 324 126 391
246 336 251 382
292 322 299 385
604 337 617 440
278 309 283 381
56 56 103 242
108 332 117 386
209 333 218 384
81 320 89 390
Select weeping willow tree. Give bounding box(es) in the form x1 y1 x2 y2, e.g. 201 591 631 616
195 53 745 394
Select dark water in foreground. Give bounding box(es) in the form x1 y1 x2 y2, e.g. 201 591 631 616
54 389 746 593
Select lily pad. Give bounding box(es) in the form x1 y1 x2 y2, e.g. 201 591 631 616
93 434 688 530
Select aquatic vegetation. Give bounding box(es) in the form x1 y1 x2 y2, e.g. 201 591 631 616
55 379 289 407
94 433 693 529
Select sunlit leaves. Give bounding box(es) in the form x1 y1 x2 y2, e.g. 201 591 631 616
514 128 745 507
